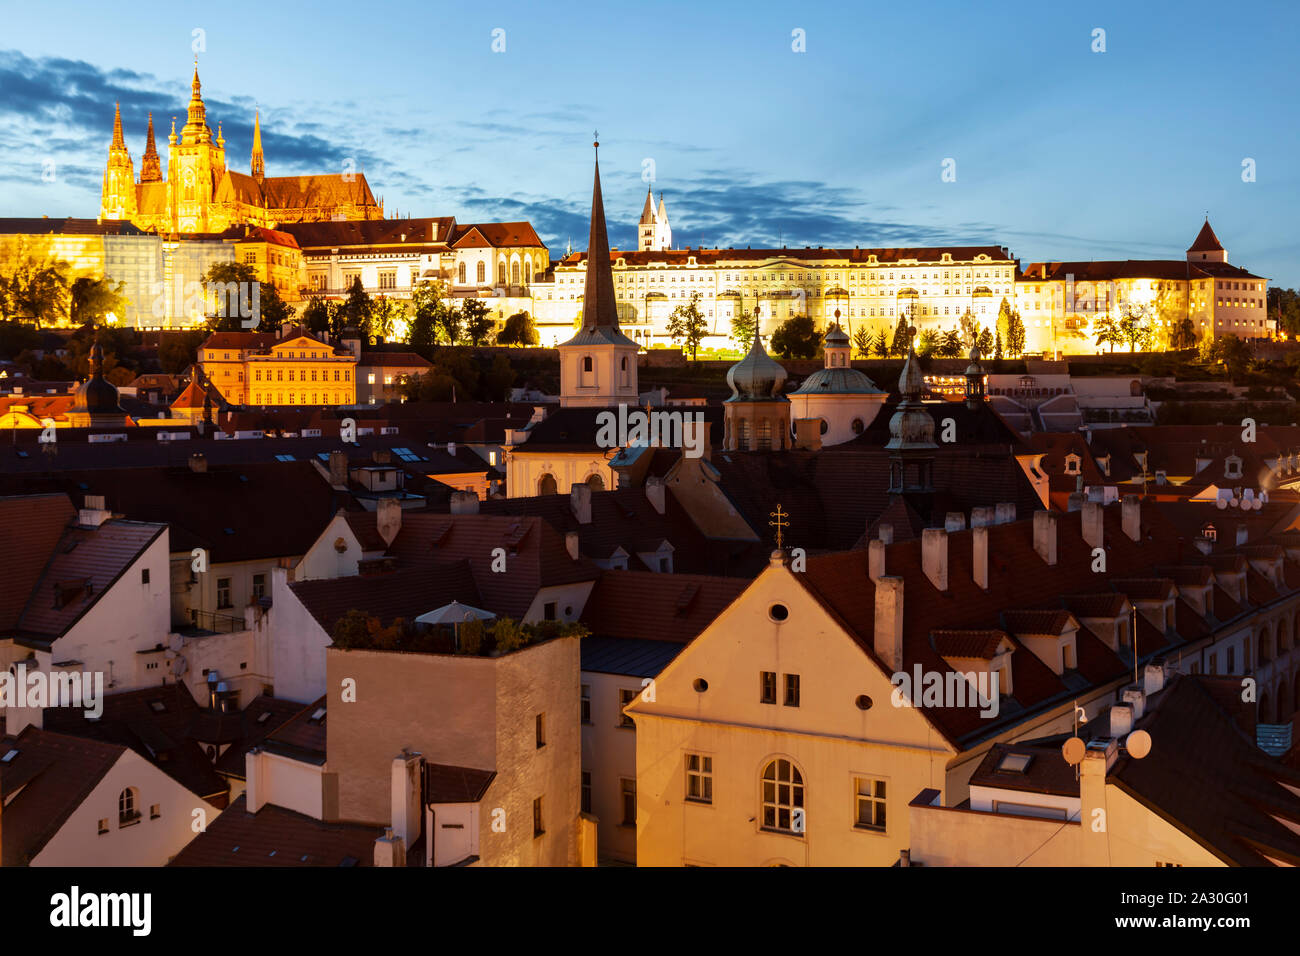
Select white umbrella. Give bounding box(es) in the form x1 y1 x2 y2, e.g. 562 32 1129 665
415 601 496 626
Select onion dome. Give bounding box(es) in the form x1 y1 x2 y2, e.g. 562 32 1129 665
886 345 935 449
68 343 123 415
726 334 787 401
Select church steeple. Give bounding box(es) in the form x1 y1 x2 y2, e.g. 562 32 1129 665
183 61 210 143
141 112 161 182
111 102 126 151
580 140 619 331
251 110 265 182
100 102 136 221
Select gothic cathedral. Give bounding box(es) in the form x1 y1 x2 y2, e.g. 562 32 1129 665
100 63 384 235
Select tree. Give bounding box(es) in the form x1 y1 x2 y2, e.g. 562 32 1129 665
667 291 708 359
0 321 42 360
158 329 207 374
872 330 889 358
993 329 1004 360
975 327 993 357
958 310 979 349
436 301 463 346
917 329 937 358
1267 286 1300 338
461 298 494 346
339 276 374 341
769 315 820 359
852 325 871 358
1118 306 1150 353
493 617 524 654
1170 317 1197 351
497 311 538 346
997 297 1013 338
938 329 963 357
890 315 910 356
0 236 71 324
253 282 292 334
1214 336 1252 380
301 296 336 338
731 309 757 351
408 281 446 357
484 353 516 400
1006 310 1027 358
370 296 407 343
203 261 260 331
1093 313 1121 354
70 276 127 326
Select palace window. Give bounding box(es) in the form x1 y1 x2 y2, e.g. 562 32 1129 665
477 261 486 284
686 753 713 803
760 759 804 834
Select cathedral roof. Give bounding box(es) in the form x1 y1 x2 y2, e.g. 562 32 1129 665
450 221 545 248
136 183 168 216
1188 218 1224 253
215 170 265 206
260 174 379 211
639 186 656 225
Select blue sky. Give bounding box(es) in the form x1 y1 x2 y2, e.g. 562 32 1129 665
2 0 1298 284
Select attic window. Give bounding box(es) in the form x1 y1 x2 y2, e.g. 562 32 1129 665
1064 455 1081 476
996 752 1032 774
1 749 17 763
275 454 295 462
148 700 167 713
257 711 272 724
309 707 327 723
1202 524 1217 541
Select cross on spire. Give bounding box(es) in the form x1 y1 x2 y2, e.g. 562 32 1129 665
769 504 789 550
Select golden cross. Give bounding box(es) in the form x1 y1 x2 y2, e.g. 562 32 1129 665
769 504 789 550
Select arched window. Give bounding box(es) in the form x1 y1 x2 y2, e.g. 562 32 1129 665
524 260 532 284
584 356 594 372
476 261 486 284
511 262 520 285
118 787 139 826
538 473 558 495
760 759 804 833
619 355 629 386
458 262 466 284
498 262 507 285
585 473 604 491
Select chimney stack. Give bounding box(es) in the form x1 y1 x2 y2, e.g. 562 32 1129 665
921 528 949 591
1066 492 1084 512
645 476 666 515
1236 523 1248 546
328 450 349 488
873 576 905 673
1121 495 1141 542
449 490 479 515
995 502 1017 525
565 530 580 561
877 524 894 545
1122 686 1146 721
1081 501 1104 550
188 453 208 474
970 506 994 528
1033 511 1058 565
570 484 593 525
944 512 965 532
1109 703 1133 738
972 526 990 590
868 538 886 582
376 497 402 546
1142 662 1165 695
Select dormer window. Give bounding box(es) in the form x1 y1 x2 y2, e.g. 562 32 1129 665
1202 524 1217 541
1225 455 1243 479
1064 454 1081 476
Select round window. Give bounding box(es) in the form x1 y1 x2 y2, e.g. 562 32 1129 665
856 694 873 711
769 603 789 622
693 678 709 692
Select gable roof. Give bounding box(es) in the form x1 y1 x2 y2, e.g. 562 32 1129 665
0 494 76 630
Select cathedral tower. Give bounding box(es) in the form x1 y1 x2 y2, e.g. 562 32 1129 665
140 112 162 183
638 186 672 251
99 102 137 221
169 63 225 233
558 141 640 408
251 110 265 183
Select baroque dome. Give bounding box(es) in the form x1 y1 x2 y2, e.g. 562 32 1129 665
726 334 787 401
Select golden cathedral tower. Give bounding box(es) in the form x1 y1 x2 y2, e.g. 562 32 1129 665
99 61 383 235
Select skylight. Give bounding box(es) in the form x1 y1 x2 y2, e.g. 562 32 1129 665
997 752 1032 774
148 700 166 713
275 454 295 462
1 749 17 763
256 711 272 724
310 707 326 723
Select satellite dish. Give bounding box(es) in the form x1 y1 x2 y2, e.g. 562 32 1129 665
1062 736 1086 766
1126 729 1152 759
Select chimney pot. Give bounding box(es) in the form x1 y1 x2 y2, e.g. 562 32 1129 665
995 502 1016 525
1033 511 1058 565
877 523 894 545
570 484 593 524
921 528 949 591
1066 492 1084 512
972 526 990 590
1109 703 1133 738
944 512 965 532
645 476 666 515
868 538 886 582
873 576 905 673
1121 495 1141 542
1082 501 1104 550
970 506 994 528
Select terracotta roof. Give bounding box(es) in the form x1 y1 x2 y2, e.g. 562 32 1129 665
0 728 126 866
168 793 382 866
931 630 1010 660
450 221 544 248
200 331 279 351
279 217 454 249
1188 219 1224 253
1109 578 1176 602
580 570 747 644
358 351 431 369
0 494 76 630
561 245 1013 268
1001 609 1075 636
261 696 328 764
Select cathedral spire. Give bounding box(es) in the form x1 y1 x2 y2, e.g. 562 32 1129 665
141 112 161 182
251 110 264 182
111 102 126 150
184 60 209 142
580 138 619 331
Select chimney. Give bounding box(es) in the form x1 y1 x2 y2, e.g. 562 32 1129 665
373 827 406 867
376 497 402 546
1086 485 1104 503
868 538 886 582
1109 703 1133 738
1080 738 1116 867
921 528 949 591
1122 686 1145 721
328 450 349 488
1033 511 1058 565
565 531 580 561
188 453 208 474
972 526 990 590
449 490 479 515
994 502 1017 525
645 476 666 515
970 506 994 528
944 512 965 532
1142 662 1165 695
1121 495 1141 542
570 484 592 525
878 523 894 545
1236 524 1248 546
1066 492 1084 512
1081 501 1104 550
447 440 457 456
873 576 904 673
390 750 421 848
793 418 822 451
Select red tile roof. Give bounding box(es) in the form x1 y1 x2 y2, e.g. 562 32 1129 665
424 763 496 804
1001 609 1075 636
931 630 1010 660
580 570 747 644
0 494 75 630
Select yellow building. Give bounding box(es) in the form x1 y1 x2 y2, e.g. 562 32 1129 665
232 226 307 302
101 65 383 236
197 330 356 407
